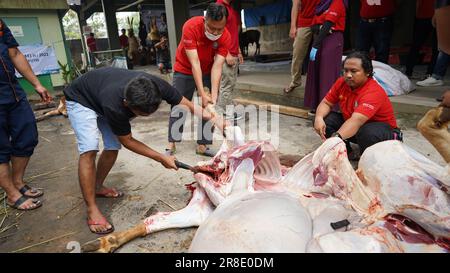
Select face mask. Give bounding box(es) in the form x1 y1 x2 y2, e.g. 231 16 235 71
204 30 222 41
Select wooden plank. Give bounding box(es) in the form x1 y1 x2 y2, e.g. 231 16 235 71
233 98 310 119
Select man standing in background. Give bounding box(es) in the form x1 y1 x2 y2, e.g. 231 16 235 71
86 32 97 67
356 0 396 64
216 0 244 120
284 0 320 94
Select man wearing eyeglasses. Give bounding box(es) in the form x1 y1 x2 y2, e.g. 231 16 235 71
166 3 231 157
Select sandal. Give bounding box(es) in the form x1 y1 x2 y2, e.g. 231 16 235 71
7 195 42 211
87 217 115 235
196 147 217 157
95 187 124 198
283 86 296 93
19 185 44 198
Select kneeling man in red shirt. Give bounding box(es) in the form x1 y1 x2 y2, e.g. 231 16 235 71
314 51 401 159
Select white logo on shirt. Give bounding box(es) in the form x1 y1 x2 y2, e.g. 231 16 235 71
362 103 375 110
366 0 381 6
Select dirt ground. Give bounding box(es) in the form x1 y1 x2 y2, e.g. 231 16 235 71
0 101 446 253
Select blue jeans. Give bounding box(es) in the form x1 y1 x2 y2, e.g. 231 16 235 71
66 100 121 154
432 50 450 80
356 17 393 64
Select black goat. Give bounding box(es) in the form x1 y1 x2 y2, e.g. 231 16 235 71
239 29 261 57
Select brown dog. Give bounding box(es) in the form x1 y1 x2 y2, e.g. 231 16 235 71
417 91 450 163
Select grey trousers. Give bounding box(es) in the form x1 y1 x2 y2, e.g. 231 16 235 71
168 72 214 145
217 57 239 117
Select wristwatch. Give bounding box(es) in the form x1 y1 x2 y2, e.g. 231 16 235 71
331 132 343 139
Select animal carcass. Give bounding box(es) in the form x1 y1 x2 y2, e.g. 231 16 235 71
82 127 450 253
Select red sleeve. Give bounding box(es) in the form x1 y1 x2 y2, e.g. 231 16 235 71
354 92 383 119
217 29 231 57
182 23 197 50
324 0 345 24
324 78 344 104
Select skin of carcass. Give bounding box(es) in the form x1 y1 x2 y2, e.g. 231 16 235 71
82 127 449 253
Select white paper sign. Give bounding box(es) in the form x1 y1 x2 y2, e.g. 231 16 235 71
15 45 60 77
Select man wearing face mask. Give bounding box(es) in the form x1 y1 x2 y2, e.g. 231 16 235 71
166 3 231 157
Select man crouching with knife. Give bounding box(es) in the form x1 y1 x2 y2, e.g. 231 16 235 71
64 67 226 234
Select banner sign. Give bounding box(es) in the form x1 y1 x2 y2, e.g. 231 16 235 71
15 44 60 77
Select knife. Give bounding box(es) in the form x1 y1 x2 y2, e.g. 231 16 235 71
175 160 199 173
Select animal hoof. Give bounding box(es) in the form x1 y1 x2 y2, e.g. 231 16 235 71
82 235 119 253
81 239 102 253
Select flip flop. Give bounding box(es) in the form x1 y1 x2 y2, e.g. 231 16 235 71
95 187 124 198
87 217 115 235
7 195 42 211
19 185 44 198
196 147 217 157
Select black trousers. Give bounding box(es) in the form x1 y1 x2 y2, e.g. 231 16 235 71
405 18 438 76
324 112 393 155
168 72 213 145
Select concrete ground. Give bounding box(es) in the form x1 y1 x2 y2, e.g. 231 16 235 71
0 95 446 252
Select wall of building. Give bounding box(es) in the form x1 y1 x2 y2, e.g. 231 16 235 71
0 10 68 88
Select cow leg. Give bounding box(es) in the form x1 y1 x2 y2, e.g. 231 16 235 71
35 109 62 122
82 183 214 253
82 223 147 253
58 97 68 116
417 106 450 163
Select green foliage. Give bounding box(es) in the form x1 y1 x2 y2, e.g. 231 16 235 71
62 10 81 40
57 61 76 86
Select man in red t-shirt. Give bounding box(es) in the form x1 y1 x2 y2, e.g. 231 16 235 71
86 32 97 67
356 0 397 64
119 28 129 49
216 0 244 120
86 32 97 52
314 52 400 159
284 0 320 94
167 3 230 157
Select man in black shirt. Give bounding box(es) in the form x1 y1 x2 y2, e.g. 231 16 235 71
64 67 224 234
